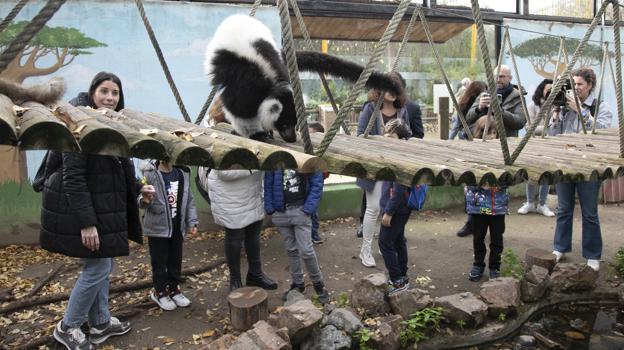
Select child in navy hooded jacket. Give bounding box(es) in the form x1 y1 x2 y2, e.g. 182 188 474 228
465 184 509 281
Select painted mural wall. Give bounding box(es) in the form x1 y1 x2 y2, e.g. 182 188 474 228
504 18 621 130
0 0 280 244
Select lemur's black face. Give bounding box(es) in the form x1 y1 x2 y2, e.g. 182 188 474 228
274 89 297 143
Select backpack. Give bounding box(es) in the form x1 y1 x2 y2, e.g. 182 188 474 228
407 184 428 211
32 151 62 192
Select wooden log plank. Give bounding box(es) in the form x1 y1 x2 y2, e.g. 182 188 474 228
227 287 268 331
0 94 17 145
17 101 79 151
78 107 168 161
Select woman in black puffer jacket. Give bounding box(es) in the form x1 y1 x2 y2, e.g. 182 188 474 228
40 72 155 349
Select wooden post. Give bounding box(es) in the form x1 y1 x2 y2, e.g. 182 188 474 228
227 287 268 331
438 96 449 140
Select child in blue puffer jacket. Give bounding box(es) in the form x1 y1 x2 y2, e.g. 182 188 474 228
465 184 509 281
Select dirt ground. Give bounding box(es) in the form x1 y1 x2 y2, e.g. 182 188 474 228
1 196 623 349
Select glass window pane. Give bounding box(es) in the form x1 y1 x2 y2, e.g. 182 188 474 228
528 0 594 19
437 0 516 13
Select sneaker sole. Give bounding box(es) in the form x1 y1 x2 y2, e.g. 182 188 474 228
150 292 176 311
90 326 132 345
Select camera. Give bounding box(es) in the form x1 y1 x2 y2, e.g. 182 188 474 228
548 80 573 107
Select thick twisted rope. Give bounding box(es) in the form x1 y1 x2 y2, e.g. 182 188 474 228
316 0 411 157
504 27 531 136
510 0 609 163
470 0 511 164
611 0 624 158
363 4 418 138
593 42 609 134
417 5 474 141
0 0 29 34
287 0 350 135
194 0 262 125
0 0 65 74
277 0 313 154
135 0 190 122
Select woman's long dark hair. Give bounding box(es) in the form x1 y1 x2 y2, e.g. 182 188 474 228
532 78 553 107
458 81 487 116
87 71 125 111
367 71 407 109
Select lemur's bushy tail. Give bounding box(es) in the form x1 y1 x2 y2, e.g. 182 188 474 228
0 77 66 105
295 51 402 96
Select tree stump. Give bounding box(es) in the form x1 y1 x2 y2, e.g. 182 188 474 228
525 248 557 273
227 287 268 331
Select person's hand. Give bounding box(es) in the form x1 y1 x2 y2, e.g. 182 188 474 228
478 93 491 110
81 226 99 251
381 213 392 227
565 93 580 114
188 226 198 236
141 185 155 204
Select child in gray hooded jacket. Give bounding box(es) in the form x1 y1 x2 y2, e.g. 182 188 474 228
139 160 198 311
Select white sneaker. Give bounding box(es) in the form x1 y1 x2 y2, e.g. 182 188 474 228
359 251 376 267
587 259 600 271
517 202 535 215
150 290 176 311
552 250 564 263
171 292 191 308
536 204 555 217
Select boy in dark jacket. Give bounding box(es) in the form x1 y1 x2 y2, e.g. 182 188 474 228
264 170 329 304
379 119 413 295
465 185 509 281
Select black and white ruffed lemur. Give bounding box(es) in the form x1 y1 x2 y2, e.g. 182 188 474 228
0 77 66 105
204 14 404 142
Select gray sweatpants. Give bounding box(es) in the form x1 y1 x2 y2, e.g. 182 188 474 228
272 206 324 285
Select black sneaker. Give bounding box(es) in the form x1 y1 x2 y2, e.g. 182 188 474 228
456 222 472 237
89 317 131 345
489 268 500 279
53 321 93 350
356 224 363 238
312 236 325 244
313 282 330 304
246 273 278 290
388 277 410 296
282 282 305 301
468 266 484 282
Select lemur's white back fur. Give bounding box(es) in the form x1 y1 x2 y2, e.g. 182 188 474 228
204 15 280 82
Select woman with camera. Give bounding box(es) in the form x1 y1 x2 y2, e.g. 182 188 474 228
549 67 612 271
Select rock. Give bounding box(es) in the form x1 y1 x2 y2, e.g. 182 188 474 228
480 277 521 316
434 292 488 327
388 288 432 320
548 263 599 292
525 248 556 272
592 311 616 333
351 273 391 316
323 303 337 315
520 321 545 335
371 314 403 350
268 299 323 345
300 325 351 350
516 335 536 346
521 265 549 302
200 334 236 350
284 289 306 307
228 321 291 350
326 308 363 334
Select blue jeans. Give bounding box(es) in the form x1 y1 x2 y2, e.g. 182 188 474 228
526 183 549 206
63 257 113 328
378 213 410 282
554 181 602 259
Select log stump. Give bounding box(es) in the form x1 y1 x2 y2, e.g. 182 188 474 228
525 248 557 273
227 287 268 331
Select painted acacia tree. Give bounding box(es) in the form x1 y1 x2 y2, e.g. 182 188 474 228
513 36 604 79
0 21 106 83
